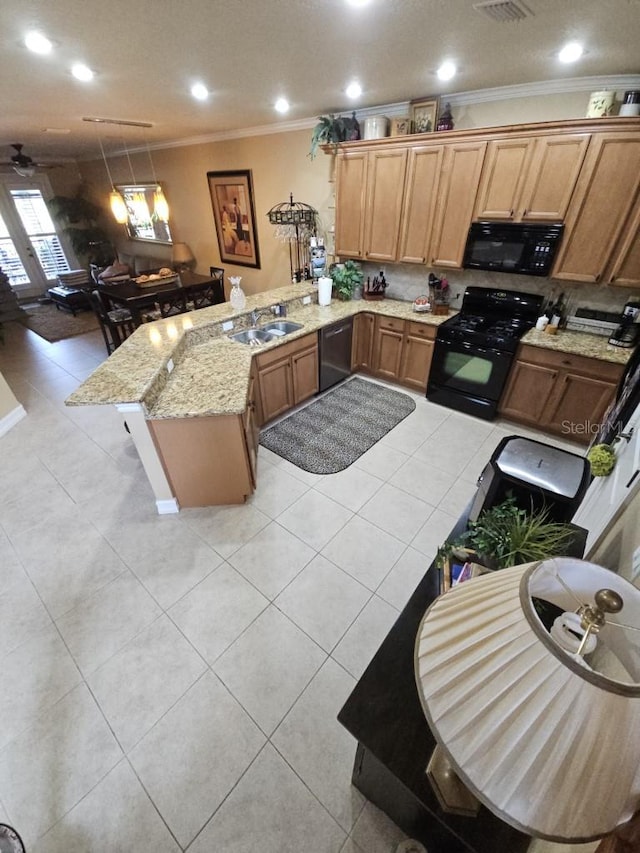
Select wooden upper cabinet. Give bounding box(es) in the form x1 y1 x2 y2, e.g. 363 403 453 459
520 134 590 220
364 148 408 262
430 140 487 268
474 138 534 220
552 132 640 284
607 191 640 288
334 151 368 258
398 144 444 264
474 134 590 222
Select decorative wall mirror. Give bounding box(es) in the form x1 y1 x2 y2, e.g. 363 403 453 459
116 183 172 244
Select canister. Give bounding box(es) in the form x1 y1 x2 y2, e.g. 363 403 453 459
620 91 640 117
363 115 389 140
586 91 615 118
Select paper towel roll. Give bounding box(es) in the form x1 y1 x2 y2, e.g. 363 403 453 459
318 276 333 306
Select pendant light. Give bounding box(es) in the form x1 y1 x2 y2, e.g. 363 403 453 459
97 136 128 224
145 131 169 223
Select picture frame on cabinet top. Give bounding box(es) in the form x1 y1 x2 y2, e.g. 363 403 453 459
390 117 412 137
410 97 440 134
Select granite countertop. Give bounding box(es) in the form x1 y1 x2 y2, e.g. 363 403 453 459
520 327 632 365
66 283 451 418
66 283 632 419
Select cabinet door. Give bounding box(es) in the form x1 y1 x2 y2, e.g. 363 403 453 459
364 148 408 262
430 141 487 268
292 343 319 405
498 359 558 425
542 372 619 442
607 192 640 288
398 144 444 264
399 334 434 392
552 132 640 283
257 356 293 424
243 372 260 484
520 133 590 221
334 151 368 258
374 322 404 381
474 138 534 220
352 312 375 371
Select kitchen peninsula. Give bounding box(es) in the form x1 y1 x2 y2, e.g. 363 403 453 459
66 283 630 513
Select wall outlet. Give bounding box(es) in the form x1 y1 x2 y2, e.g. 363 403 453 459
222 320 234 331
631 546 640 584
166 358 174 374
303 295 311 305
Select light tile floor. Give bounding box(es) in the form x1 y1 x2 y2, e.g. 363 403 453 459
0 318 598 852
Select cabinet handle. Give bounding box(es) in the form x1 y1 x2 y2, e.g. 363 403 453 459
613 427 634 444
522 209 527 217
510 209 514 218
595 273 601 283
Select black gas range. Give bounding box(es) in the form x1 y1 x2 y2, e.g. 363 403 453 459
427 287 543 420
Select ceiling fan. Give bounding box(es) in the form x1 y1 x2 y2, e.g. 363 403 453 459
0 143 59 177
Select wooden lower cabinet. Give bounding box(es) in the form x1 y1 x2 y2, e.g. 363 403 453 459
372 316 436 392
352 312 375 371
149 413 255 507
399 322 436 391
499 344 623 444
254 332 319 425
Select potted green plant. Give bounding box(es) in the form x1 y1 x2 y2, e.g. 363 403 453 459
47 191 114 267
330 260 364 301
437 495 577 572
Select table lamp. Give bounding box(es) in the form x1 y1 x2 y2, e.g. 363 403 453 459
171 242 195 272
415 558 640 842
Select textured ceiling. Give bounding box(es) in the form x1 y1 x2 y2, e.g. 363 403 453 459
0 0 639 164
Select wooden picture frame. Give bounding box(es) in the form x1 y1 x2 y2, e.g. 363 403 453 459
207 169 261 269
390 117 412 137
410 97 440 134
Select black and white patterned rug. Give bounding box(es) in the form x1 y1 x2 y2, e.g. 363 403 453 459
259 376 416 474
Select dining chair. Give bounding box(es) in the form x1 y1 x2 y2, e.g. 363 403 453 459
87 290 137 355
157 290 189 318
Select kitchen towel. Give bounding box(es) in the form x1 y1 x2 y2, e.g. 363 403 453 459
259 376 416 474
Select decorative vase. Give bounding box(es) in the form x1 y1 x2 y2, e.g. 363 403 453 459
229 276 246 311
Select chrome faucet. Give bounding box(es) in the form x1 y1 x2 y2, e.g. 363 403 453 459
250 309 269 326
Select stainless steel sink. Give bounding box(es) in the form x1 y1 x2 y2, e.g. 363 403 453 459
228 328 274 345
261 321 304 336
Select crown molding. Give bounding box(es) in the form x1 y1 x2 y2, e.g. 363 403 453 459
150 74 640 151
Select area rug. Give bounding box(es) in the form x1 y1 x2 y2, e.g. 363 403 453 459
19 303 100 342
259 376 416 474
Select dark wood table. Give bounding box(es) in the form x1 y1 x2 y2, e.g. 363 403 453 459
98 271 224 325
338 512 588 852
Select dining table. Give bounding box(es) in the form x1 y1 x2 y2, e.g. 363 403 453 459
98 270 225 325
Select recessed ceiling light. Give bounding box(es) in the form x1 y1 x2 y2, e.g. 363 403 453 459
437 61 457 81
191 83 209 101
346 81 362 99
558 42 583 63
24 31 52 54
71 63 94 82
275 97 290 114
346 0 371 6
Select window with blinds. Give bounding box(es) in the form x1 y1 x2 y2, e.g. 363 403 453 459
10 189 70 280
0 213 29 285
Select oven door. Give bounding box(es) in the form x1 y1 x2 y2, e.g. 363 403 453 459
427 338 513 419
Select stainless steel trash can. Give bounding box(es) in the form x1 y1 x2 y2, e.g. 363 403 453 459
469 436 590 523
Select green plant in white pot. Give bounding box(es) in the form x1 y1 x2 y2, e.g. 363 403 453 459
331 260 364 300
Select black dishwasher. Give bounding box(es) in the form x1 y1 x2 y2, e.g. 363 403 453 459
318 317 353 392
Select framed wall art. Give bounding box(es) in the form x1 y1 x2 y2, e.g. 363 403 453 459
207 169 261 269
390 117 411 137
410 97 440 134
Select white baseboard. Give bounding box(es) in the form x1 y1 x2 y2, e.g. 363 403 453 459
0 404 27 438
156 498 180 514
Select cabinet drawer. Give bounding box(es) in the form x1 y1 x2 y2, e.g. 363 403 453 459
376 315 405 333
253 332 318 369
405 320 437 340
517 344 624 382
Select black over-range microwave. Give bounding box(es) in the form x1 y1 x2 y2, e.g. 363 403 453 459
462 221 564 277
